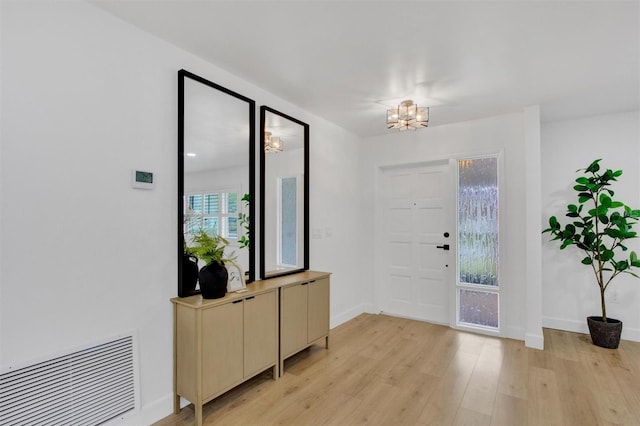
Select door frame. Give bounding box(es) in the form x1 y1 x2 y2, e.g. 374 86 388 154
373 151 505 336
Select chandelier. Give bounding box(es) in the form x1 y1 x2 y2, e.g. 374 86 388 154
264 131 283 153
387 100 429 131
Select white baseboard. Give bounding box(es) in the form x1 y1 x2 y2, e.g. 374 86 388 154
362 303 379 314
543 316 588 334
330 304 365 329
543 316 640 343
329 303 382 329
118 393 184 426
505 325 525 341
525 332 544 350
621 327 640 342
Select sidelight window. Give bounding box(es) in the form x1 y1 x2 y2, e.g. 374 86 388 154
457 157 500 330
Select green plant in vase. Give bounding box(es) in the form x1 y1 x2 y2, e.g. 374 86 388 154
190 229 236 299
542 159 640 348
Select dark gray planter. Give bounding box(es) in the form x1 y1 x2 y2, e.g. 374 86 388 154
199 261 228 299
587 316 622 349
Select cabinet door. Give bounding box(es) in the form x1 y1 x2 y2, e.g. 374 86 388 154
308 277 330 343
281 283 309 357
244 291 277 377
202 300 243 399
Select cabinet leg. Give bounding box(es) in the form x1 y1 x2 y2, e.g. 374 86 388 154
325 335 330 350
273 364 279 380
173 393 180 414
195 402 203 426
279 358 284 377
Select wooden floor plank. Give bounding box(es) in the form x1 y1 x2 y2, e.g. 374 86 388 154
496 338 528 400
416 350 477 425
552 357 599 426
459 337 503 416
490 393 527 426
452 407 491 426
157 314 640 426
527 366 564 426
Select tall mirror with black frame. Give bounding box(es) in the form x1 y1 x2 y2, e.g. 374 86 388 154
178 70 255 297
260 106 309 279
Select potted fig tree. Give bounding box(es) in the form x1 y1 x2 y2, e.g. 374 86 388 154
543 159 640 349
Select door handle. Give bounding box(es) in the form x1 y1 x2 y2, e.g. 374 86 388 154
436 244 450 251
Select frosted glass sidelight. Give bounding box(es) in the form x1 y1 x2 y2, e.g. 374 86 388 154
458 157 498 286
459 289 499 328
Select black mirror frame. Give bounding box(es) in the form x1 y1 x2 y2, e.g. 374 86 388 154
178 69 256 297
259 105 309 279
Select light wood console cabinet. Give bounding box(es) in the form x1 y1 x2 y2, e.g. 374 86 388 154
280 276 330 373
172 271 330 426
172 284 279 426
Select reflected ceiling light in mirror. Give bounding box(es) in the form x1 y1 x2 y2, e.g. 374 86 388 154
386 99 429 131
186 152 197 157
264 131 283 153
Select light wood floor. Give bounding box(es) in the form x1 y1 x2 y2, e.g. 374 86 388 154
155 313 640 426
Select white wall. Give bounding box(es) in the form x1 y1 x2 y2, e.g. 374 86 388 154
0 0 4 367
541 110 640 342
0 2 363 423
359 113 531 341
523 105 544 349
309 122 368 327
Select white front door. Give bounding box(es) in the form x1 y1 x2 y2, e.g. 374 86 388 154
379 161 453 324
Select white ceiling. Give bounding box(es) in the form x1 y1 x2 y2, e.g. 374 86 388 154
91 1 639 138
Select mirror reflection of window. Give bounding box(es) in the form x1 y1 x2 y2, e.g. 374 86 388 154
184 189 241 241
279 176 298 267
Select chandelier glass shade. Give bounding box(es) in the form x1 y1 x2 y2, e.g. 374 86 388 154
264 131 283 153
387 100 429 131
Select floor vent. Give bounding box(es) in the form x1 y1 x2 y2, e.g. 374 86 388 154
0 336 136 426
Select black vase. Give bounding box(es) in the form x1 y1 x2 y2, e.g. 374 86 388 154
182 254 199 295
199 261 228 299
587 316 622 349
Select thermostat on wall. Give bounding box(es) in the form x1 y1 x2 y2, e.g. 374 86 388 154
132 170 154 189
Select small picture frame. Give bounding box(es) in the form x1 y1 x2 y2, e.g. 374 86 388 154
226 261 247 292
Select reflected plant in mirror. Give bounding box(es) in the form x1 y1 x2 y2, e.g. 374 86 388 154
238 193 250 249
260 106 309 279
178 70 255 297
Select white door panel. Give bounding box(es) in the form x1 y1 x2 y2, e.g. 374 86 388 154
380 161 452 324
388 241 411 268
390 274 412 301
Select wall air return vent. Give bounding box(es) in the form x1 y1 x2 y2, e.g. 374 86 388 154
0 335 138 425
